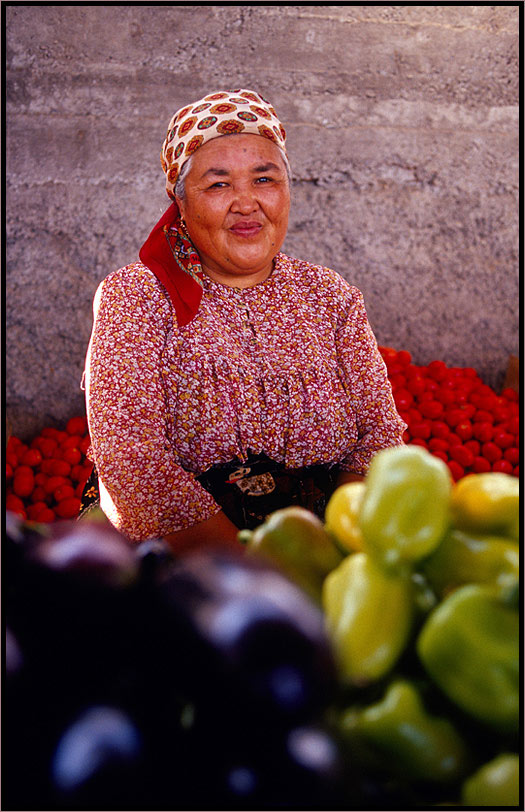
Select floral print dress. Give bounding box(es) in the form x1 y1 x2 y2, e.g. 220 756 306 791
85 252 406 541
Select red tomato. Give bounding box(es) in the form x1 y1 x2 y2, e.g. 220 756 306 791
27 502 49 521
406 376 426 397
389 373 407 390
38 438 59 458
447 433 462 446
493 406 510 424
6 494 26 514
396 350 412 366
472 456 492 473
492 459 513 475
492 431 514 450
410 438 428 448
6 450 18 470
54 485 76 503
419 400 444 419
429 420 450 439
62 448 82 467
407 408 423 423
428 438 449 453
393 389 413 410
410 421 432 440
431 450 449 464
79 435 91 456
504 447 520 465
505 416 519 436
30 486 48 504
501 387 519 402
35 472 49 487
60 434 82 451
34 507 56 523
386 362 404 377
472 422 494 443
425 378 439 393
436 389 456 406
44 475 69 495
40 427 60 438
50 460 72 477
39 459 56 474
379 346 398 363
447 460 465 481
55 497 81 519
66 416 88 436
7 436 24 451
481 442 503 463
70 464 85 482
13 470 34 498
427 360 448 380
513 466 519 477
464 439 481 456
6 463 13 481
21 448 43 467
473 409 495 424
449 445 474 468
75 482 86 499
445 408 468 427
455 421 473 441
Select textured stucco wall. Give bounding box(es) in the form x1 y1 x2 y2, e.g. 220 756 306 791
6 4 520 440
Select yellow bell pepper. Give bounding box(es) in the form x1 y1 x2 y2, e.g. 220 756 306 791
359 446 452 571
322 552 413 686
450 472 519 538
324 481 365 554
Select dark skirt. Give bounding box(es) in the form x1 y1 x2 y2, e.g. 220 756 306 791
79 452 339 531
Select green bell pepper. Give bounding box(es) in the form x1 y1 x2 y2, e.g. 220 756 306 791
417 583 519 733
243 506 342 603
322 552 413 686
339 679 471 784
420 527 519 598
461 753 520 807
450 472 519 539
359 446 452 571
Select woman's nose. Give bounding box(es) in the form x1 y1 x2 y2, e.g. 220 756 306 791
231 189 259 214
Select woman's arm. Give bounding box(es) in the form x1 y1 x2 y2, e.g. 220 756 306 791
164 509 242 556
336 286 407 476
85 265 224 542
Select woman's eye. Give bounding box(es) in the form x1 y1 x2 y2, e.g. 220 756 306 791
209 181 228 189
255 176 272 184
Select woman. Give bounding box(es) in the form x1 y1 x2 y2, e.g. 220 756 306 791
83 88 406 552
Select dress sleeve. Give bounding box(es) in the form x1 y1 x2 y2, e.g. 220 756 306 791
336 284 407 475
85 265 221 541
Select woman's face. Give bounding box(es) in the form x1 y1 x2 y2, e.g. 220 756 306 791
176 134 290 287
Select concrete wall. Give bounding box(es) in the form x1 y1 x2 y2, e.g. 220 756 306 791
6 5 520 440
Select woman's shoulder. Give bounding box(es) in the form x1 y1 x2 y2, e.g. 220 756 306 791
97 262 172 306
94 262 173 321
277 253 362 300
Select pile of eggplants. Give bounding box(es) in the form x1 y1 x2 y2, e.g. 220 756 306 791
4 512 408 810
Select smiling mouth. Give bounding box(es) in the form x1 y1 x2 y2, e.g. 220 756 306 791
229 222 263 237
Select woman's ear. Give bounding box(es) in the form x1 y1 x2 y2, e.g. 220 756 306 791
175 197 186 220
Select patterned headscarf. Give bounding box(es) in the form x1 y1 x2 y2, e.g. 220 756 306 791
160 89 287 200
140 89 287 326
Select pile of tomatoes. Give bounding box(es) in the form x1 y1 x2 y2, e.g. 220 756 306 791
6 416 93 523
5 350 520 522
379 347 520 481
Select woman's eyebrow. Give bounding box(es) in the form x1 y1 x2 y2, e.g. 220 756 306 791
200 162 282 180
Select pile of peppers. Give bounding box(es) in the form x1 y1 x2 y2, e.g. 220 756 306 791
244 446 520 807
